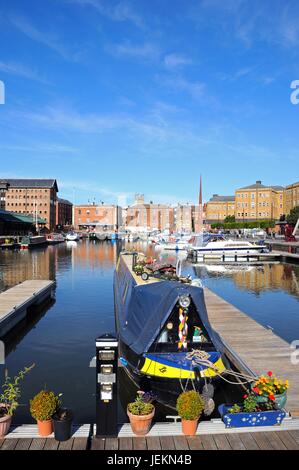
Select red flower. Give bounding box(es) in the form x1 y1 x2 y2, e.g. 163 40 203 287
243 394 248 399
252 387 260 394
267 371 273 377
269 394 275 401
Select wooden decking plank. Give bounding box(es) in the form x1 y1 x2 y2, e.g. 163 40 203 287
14 438 32 450
133 437 147 450
204 288 298 415
250 432 273 450
91 437 105 450
187 436 203 450
72 437 89 450
263 432 287 450
213 433 231 450
0 439 18 450
200 434 217 450
119 437 133 450
226 433 246 450
145 436 161 450
105 437 119 450
288 429 299 444
29 438 46 450
43 438 59 450
159 435 176 450
239 432 260 450
173 435 189 450
274 431 299 450
58 438 74 450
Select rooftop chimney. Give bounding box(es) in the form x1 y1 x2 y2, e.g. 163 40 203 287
256 180 262 184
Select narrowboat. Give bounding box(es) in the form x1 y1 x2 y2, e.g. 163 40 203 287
20 235 48 249
114 252 227 408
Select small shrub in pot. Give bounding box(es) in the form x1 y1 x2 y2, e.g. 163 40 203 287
30 390 61 437
176 391 204 436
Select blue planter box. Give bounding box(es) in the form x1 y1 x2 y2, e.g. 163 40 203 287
218 404 286 428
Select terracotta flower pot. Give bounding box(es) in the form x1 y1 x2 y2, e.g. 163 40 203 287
127 408 155 436
0 414 12 438
37 419 53 437
181 418 198 436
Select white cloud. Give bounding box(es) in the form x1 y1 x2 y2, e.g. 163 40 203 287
164 53 192 68
9 16 83 62
69 0 144 28
0 61 49 84
106 41 159 60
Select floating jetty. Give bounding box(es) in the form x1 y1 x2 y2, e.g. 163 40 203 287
0 280 55 337
204 288 299 416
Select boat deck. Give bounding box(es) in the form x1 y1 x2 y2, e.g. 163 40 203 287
121 253 161 286
204 288 299 416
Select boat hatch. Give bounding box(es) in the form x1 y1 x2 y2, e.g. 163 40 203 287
148 298 213 353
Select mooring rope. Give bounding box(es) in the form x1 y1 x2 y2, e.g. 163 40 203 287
185 349 258 386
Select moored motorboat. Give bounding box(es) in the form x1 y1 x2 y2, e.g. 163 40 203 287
47 233 65 244
65 231 80 241
114 252 227 408
188 233 267 258
20 235 48 249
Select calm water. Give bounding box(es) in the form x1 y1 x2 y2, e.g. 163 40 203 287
0 241 299 424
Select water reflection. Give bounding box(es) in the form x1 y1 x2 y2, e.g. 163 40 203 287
0 240 298 424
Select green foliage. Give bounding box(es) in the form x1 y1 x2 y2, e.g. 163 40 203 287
128 394 154 416
176 391 204 420
0 364 34 416
211 220 275 230
286 206 299 225
224 215 235 223
228 404 241 414
243 394 258 413
30 390 61 422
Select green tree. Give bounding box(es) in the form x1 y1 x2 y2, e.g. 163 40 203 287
286 206 299 225
224 215 235 223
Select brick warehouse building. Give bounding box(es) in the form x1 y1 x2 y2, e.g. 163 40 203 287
74 204 122 231
2 179 58 231
56 197 73 229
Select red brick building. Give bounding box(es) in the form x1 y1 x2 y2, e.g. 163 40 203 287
3 179 58 231
74 204 122 231
56 198 73 228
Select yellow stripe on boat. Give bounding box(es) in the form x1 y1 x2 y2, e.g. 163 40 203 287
140 357 226 379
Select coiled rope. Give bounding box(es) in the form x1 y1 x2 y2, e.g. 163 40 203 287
185 349 258 386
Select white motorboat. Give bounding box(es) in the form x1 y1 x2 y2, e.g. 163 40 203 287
66 231 80 241
188 233 267 258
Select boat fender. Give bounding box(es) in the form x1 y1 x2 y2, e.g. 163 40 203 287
193 366 201 383
120 357 128 367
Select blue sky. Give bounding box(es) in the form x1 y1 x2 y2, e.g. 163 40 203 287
0 0 299 205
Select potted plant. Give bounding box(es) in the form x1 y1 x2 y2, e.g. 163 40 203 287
251 371 288 408
176 390 205 436
53 406 73 442
0 364 34 438
219 392 286 428
30 390 61 437
127 391 155 436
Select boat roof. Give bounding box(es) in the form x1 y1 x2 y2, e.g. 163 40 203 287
117 253 224 355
